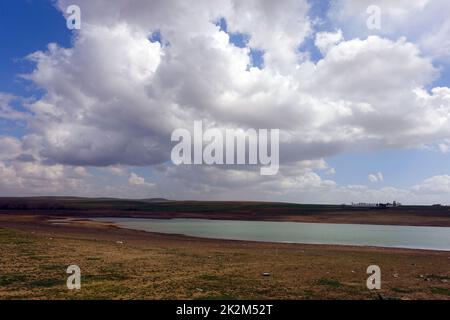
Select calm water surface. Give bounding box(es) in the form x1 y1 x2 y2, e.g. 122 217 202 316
92 218 450 251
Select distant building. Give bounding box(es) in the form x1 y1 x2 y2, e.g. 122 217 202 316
387 201 402 207
351 201 401 208
351 202 377 208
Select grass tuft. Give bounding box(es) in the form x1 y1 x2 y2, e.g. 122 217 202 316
317 278 341 288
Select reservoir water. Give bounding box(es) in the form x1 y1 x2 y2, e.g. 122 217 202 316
92 218 450 251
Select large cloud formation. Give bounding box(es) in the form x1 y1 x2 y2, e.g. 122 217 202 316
1 0 450 203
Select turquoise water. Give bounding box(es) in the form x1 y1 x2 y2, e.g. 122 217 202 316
93 218 450 251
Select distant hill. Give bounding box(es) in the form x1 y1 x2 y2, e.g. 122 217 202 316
0 196 347 213
0 197 449 227
139 198 172 203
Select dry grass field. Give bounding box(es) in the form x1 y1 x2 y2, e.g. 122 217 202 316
0 214 449 300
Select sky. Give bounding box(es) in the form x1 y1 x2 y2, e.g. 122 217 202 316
1 0 450 204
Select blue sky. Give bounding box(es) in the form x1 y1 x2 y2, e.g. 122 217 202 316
0 0 71 95
1 0 450 203
328 148 450 188
0 0 71 138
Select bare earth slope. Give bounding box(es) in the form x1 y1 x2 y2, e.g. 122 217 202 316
0 214 449 300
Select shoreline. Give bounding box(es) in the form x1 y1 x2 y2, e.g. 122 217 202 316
2 209 450 228
2 213 449 255
87 216 450 253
